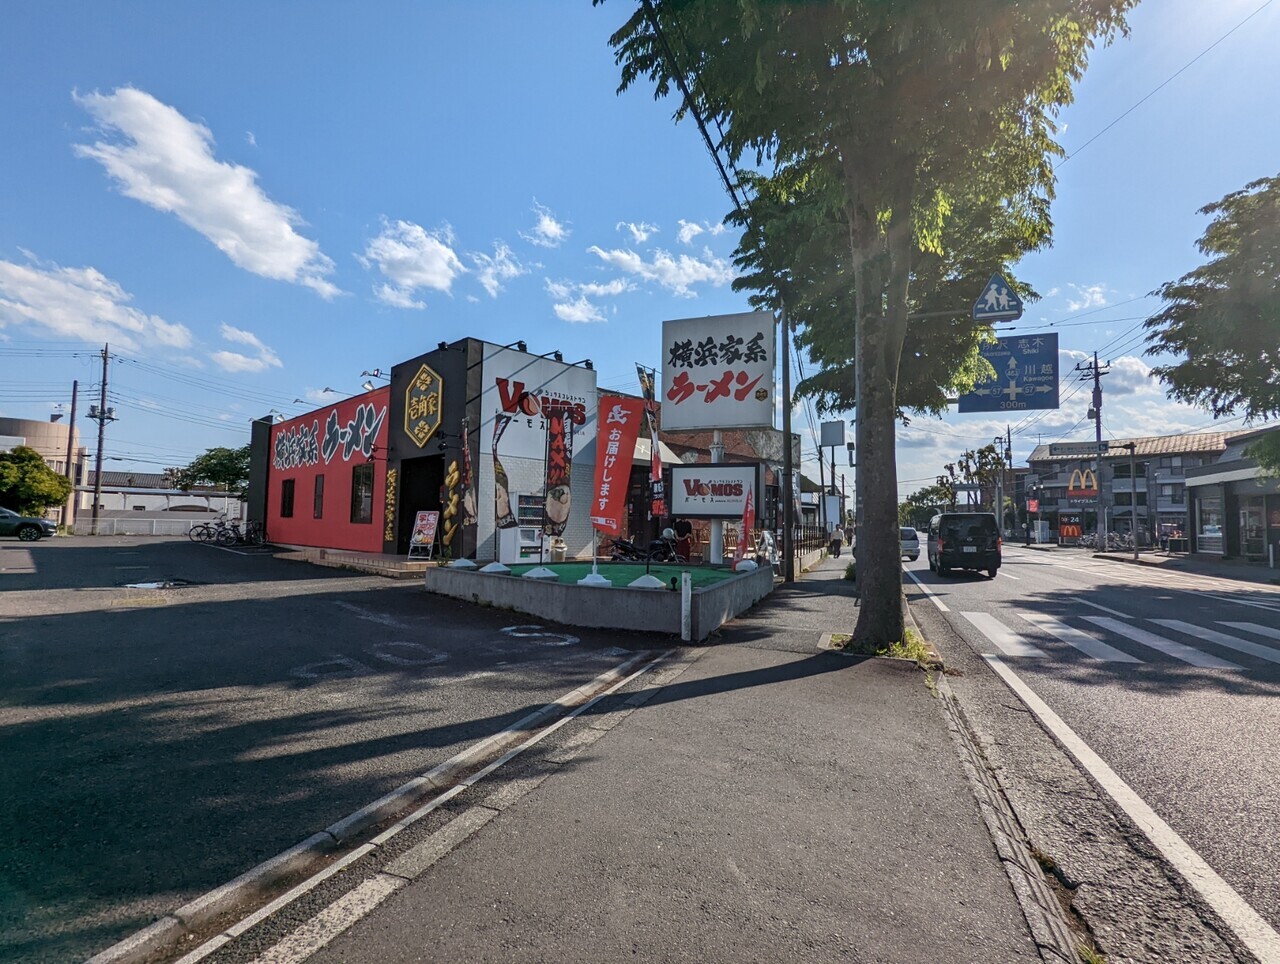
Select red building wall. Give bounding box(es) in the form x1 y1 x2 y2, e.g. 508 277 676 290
266 388 390 552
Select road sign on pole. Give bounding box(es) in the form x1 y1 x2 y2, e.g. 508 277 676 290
1049 441 1109 457
956 333 1059 413
972 273 1024 322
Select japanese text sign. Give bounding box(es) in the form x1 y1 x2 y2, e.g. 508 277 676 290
669 464 762 519
661 311 776 431
956 333 1059 414
411 510 439 546
590 397 645 534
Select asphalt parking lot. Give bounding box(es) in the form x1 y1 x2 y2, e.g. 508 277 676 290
0 536 659 964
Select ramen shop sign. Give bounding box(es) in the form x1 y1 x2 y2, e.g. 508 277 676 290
669 463 761 518
661 311 776 431
406 363 443 448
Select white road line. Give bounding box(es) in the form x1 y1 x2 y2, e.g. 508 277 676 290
960 612 1047 658
1016 612 1142 663
1152 620 1280 665
905 570 949 612
1082 617 1240 669
1203 593 1280 614
1220 621 1280 642
1073 598 1132 619
983 655 1280 963
236 653 674 964
997 570 1020 580
251 873 405 964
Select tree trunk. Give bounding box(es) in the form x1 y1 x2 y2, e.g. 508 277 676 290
852 172 913 646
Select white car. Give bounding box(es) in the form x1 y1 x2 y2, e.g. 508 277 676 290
900 526 920 561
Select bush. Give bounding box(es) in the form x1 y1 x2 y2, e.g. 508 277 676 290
844 561 857 581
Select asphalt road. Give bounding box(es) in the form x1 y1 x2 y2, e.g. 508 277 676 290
0 537 660 964
904 547 1280 956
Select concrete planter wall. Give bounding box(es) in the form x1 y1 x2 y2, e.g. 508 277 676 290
424 564 775 642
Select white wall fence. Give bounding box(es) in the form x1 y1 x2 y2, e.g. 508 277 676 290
72 518 202 536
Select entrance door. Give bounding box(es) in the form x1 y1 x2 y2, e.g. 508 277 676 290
1241 497 1265 558
397 455 444 554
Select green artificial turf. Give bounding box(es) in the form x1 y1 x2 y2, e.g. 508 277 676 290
506 562 738 588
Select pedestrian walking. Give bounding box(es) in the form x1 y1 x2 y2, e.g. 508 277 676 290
829 526 844 558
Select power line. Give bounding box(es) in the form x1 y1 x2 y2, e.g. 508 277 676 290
1058 0 1276 167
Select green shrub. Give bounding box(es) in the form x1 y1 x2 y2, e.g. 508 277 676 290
844 561 857 581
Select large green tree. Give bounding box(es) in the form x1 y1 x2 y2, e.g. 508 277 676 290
0 446 73 515
1145 174 1280 470
602 0 1134 643
169 445 251 497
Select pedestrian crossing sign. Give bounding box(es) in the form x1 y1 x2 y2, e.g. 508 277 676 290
972 273 1024 322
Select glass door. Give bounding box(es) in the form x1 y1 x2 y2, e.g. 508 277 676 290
1241 497 1265 557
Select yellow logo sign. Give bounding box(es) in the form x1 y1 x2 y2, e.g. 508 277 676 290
1067 468 1098 497
405 364 443 448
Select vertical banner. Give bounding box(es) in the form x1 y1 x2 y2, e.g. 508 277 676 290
460 417 477 526
733 485 756 566
590 396 645 534
542 406 575 536
492 413 517 529
636 364 666 518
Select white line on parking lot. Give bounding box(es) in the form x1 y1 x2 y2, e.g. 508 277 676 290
984 655 1280 963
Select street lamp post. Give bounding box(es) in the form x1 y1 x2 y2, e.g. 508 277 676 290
1121 442 1138 561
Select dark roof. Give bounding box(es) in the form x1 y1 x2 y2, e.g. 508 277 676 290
84 470 225 492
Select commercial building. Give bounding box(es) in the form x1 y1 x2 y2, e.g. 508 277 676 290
1184 425 1280 561
1024 432 1231 542
0 415 87 526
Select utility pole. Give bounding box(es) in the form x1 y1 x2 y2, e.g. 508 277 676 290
817 443 826 529
88 344 116 536
63 379 78 529
1121 442 1138 561
780 302 794 582
1076 352 1111 539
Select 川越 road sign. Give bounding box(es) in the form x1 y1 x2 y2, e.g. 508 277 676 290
957 333 1059 413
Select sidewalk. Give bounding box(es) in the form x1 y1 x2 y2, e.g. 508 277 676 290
302 559 1050 964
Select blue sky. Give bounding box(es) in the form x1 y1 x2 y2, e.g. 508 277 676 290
1 0 1276 498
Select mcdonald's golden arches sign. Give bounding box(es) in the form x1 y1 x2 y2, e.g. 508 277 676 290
1067 468 1098 499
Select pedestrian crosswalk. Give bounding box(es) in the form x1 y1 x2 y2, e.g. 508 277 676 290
956 608 1280 672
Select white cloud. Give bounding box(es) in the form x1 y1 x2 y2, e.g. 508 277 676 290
210 322 281 373
676 219 727 245
676 220 704 245
301 387 332 404
616 221 657 244
1104 354 1162 397
74 87 341 298
470 241 526 298
586 245 735 296
359 219 464 309
1066 283 1109 312
246 130 256 147
543 275 632 324
0 254 193 351
521 200 569 248
552 295 605 324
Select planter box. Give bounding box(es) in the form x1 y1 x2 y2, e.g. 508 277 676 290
424 564 775 642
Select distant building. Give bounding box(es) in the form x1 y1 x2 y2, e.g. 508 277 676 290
0 416 87 525
1025 432 1232 540
1184 425 1280 560
79 470 236 516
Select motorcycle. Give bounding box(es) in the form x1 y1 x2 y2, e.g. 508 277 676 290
607 537 647 561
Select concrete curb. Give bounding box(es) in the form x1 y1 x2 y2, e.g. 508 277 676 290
902 599 1083 963
85 651 659 964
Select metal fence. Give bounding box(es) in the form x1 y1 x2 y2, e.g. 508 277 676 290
72 518 201 537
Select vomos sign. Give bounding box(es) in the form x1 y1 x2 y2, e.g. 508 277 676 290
670 464 761 518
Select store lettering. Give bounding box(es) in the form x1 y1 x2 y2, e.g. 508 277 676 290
495 378 587 424
682 479 745 498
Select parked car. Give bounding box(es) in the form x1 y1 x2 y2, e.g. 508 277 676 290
927 511 1001 577
0 507 57 541
900 526 920 561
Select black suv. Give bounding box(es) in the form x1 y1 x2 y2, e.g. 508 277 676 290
927 511 1001 578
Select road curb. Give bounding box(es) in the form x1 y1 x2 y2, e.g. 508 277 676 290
902 598 1083 963
85 651 658 964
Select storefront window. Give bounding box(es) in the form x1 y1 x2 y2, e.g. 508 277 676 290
280 479 295 518
1197 495 1223 553
313 474 325 519
350 464 374 524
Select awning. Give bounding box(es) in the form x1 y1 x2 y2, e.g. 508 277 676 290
1183 465 1262 488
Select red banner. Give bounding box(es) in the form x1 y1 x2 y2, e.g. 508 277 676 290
542 406 575 536
636 364 666 518
590 396 645 534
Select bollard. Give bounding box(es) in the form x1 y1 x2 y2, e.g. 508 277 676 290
681 571 692 642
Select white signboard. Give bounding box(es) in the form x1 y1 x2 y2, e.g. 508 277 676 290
670 464 761 518
661 311 776 431
819 420 846 448
479 343 598 461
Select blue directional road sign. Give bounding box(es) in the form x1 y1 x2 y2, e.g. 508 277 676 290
972 273 1024 322
957 333 1059 413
